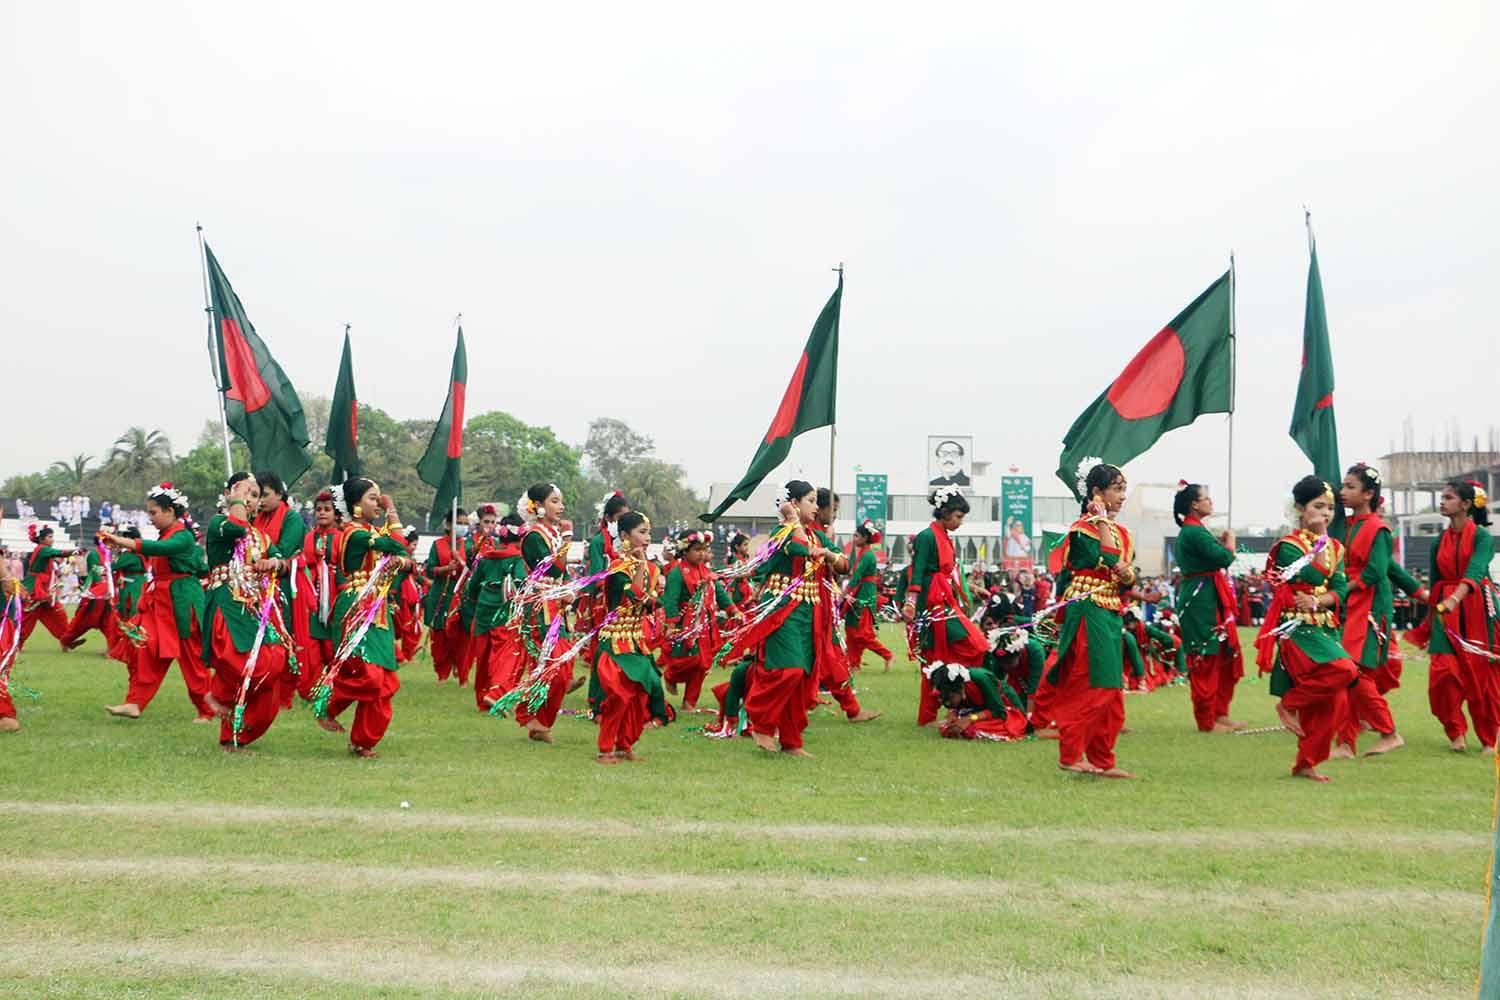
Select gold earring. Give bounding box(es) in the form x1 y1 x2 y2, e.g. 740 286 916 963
353 504 363 519
620 538 632 554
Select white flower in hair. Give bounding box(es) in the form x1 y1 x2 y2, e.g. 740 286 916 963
921 660 970 685
1074 456 1103 501
516 491 537 524
930 483 963 508
329 485 349 520
771 485 792 512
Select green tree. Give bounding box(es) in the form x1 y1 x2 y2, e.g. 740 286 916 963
584 417 655 485
108 427 173 478
48 454 94 492
465 411 592 522
167 431 249 518
617 457 703 530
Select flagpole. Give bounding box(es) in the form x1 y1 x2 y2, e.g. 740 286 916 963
828 263 843 498
196 223 234 478
1226 252 1236 532
450 312 462 555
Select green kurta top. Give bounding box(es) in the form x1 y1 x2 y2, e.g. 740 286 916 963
1427 524 1496 656
968 662 1024 714
421 535 470 627
1174 521 1236 655
82 550 106 596
257 504 305 609
137 527 206 638
1266 532 1349 697
203 513 288 657
521 524 569 637
113 550 146 618
907 525 973 649
1344 514 1393 668
663 563 732 658
844 547 881 627
22 546 68 598
332 524 411 670
464 543 527 634
758 527 817 673
600 566 670 723
1051 519 1131 688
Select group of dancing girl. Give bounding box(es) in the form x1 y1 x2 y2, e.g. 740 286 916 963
0 461 1494 782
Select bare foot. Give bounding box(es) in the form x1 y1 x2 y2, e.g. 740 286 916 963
596 752 623 764
1211 721 1238 734
527 727 555 744
882 658 893 673
1365 733 1404 756
1275 700 1305 737
1484 745 1497 758
203 693 231 720
565 674 587 694
619 750 642 762
0 717 20 733
751 731 780 754
316 717 346 733
1059 760 1101 775
781 747 813 757
1098 767 1137 779
1216 716 1248 730
849 709 882 723
1328 743 1356 760
104 703 141 719
350 746 378 759
190 715 216 725
1293 767 1331 783
1449 736 1468 753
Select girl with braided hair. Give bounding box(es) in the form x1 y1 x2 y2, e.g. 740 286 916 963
1171 481 1246 733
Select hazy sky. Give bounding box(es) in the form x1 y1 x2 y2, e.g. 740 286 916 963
4 2 1497 524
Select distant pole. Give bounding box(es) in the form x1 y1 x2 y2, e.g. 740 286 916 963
829 263 843 497
197 224 234 478
1226 252 1236 532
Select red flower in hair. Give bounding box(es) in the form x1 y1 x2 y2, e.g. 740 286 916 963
160 482 173 489
1177 479 1189 488
1468 479 1484 488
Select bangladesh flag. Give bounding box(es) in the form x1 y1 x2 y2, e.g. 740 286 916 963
325 325 360 482
701 276 840 522
1289 236 1342 531
205 243 312 487
417 328 467 529
1041 529 1067 575
1056 271 1232 500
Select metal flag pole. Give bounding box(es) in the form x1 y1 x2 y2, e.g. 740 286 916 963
1226 252 1236 532
450 312 462 556
828 263 843 496
197 224 234 477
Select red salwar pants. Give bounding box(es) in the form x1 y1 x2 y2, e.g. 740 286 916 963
814 647 864 719
1188 648 1242 732
942 710 1028 741
595 654 648 754
745 664 816 750
916 630 985 726
845 609 892 671
62 597 114 647
1429 651 1500 748
661 652 709 708
1335 669 1396 750
470 629 525 710
208 618 290 748
445 619 472 687
514 645 575 731
1277 643 1358 773
127 633 213 717
430 622 458 682
326 658 401 751
20 602 70 651
1054 632 1125 770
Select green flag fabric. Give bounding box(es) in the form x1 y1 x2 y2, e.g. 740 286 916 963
417 328 468 530
325 327 360 482
1056 271 1233 500
204 243 312 487
1289 240 1342 531
701 277 841 522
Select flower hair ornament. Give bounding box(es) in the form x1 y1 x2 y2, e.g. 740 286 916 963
476 503 498 518
496 520 526 540
329 486 350 521
921 661 971 686
859 519 883 543
678 528 711 548
26 523 49 544
1468 480 1489 508
1352 462 1382 485
148 481 189 511
930 483 963 509
771 484 792 513
1177 479 1190 489
1074 457 1104 501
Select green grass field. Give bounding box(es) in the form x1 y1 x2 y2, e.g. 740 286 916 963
0 623 1492 998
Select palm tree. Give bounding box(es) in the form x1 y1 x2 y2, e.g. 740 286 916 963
49 453 94 492
108 427 173 477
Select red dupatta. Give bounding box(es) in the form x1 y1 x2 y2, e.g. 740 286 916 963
1180 516 1243 657
924 521 987 661
1253 531 1340 673
1341 512 1388 658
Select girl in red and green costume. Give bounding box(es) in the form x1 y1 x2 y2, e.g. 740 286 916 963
811 489 879 723
467 513 528 710
253 472 305 708
1255 476 1359 782
318 477 416 757
452 504 500 680
902 486 988 728
1050 463 1136 778
105 526 147 664
422 507 470 683
510 482 577 744
1 564 23 733
98 485 214 721
291 491 340 701
201 472 294 751
845 520 894 673
61 535 118 650
723 533 757 612
660 528 739 713
1171 481 1247 732
1413 479 1497 753
18 524 80 652
393 525 425 664
926 660 1028 742
1330 463 1406 757
594 511 673 762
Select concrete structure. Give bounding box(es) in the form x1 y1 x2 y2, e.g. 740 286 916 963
1377 450 1500 516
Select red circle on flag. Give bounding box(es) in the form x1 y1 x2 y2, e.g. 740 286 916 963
1106 327 1184 419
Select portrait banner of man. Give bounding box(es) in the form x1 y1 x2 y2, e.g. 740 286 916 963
926 435 973 489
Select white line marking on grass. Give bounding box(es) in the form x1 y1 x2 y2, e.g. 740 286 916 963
0 799 1486 851
0 856 1481 915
